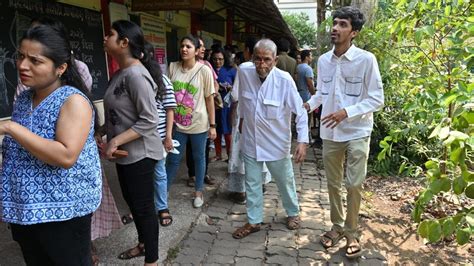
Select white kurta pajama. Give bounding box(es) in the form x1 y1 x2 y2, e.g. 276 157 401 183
238 64 309 224
227 63 271 193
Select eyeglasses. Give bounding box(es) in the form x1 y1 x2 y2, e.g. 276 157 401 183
253 56 274 65
212 57 224 61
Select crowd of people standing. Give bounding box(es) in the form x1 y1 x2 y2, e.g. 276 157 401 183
0 6 384 265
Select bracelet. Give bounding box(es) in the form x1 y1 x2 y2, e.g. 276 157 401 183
209 124 216 128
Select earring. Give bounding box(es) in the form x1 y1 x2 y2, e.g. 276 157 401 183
58 73 62 78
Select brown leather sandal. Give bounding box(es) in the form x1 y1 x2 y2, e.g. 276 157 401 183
286 216 301 230
232 223 261 239
320 229 344 248
345 238 363 258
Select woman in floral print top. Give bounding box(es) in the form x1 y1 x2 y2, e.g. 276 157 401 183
166 34 216 208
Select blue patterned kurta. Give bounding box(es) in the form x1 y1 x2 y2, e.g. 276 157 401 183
1 86 101 225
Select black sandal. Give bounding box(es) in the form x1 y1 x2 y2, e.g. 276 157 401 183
158 209 173 227
121 214 134 225
117 244 145 260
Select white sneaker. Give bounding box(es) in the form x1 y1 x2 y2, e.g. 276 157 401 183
193 196 204 208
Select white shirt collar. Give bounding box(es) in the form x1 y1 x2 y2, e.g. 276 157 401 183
331 44 357 61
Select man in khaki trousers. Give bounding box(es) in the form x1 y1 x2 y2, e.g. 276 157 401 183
304 6 384 258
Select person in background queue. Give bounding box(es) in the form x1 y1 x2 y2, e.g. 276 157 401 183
304 6 384 258
146 42 177 227
102 20 163 265
0 25 101 265
210 47 236 162
276 37 297 81
166 34 216 208
185 37 217 187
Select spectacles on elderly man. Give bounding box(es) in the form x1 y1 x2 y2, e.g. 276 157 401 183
212 57 224 61
253 56 274 65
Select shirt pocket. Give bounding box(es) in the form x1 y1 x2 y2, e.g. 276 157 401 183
344 77 363 97
263 99 280 120
321 76 332 95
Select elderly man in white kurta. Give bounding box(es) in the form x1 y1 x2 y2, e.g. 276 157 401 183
232 39 309 239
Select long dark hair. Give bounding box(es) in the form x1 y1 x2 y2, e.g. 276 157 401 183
20 25 98 129
111 20 165 98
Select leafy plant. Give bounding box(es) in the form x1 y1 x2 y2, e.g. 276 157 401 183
361 0 473 244
282 12 317 48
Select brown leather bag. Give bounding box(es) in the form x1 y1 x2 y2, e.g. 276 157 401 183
214 92 223 109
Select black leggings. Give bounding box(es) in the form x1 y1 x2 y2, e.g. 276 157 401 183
11 214 92 266
116 158 158 263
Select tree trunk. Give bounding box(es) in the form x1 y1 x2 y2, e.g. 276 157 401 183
316 0 326 26
351 0 378 26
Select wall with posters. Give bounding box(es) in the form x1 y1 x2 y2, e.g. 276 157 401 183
0 0 108 119
140 13 168 74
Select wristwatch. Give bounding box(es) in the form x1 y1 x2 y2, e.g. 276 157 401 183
209 124 216 128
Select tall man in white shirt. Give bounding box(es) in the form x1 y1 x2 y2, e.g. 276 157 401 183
232 39 309 239
304 6 384 258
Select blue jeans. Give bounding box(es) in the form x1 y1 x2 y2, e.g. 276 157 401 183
166 130 208 192
153 159 167 212
243 153 299 224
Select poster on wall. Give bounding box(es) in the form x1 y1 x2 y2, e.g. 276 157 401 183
140 13 167 74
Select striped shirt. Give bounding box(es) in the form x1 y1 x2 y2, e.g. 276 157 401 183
156 75 177 140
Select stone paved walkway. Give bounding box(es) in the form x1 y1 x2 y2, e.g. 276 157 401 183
169 146 388 265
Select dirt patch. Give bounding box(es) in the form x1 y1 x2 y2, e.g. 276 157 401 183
360 176 472 265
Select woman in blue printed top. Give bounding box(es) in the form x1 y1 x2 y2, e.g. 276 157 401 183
0 25 101 265
210 47 236 161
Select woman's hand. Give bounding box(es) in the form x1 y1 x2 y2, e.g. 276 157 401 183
163 136 173 152
208 127 217 140
104 138 119 159
0 120 12 135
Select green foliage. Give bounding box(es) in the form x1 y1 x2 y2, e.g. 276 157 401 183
282 12 317 48
339 0 474 244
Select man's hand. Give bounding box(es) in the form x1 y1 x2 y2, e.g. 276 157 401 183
303 102 310 112
238 118 243 134
293 143 307 163
321 109 348 129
